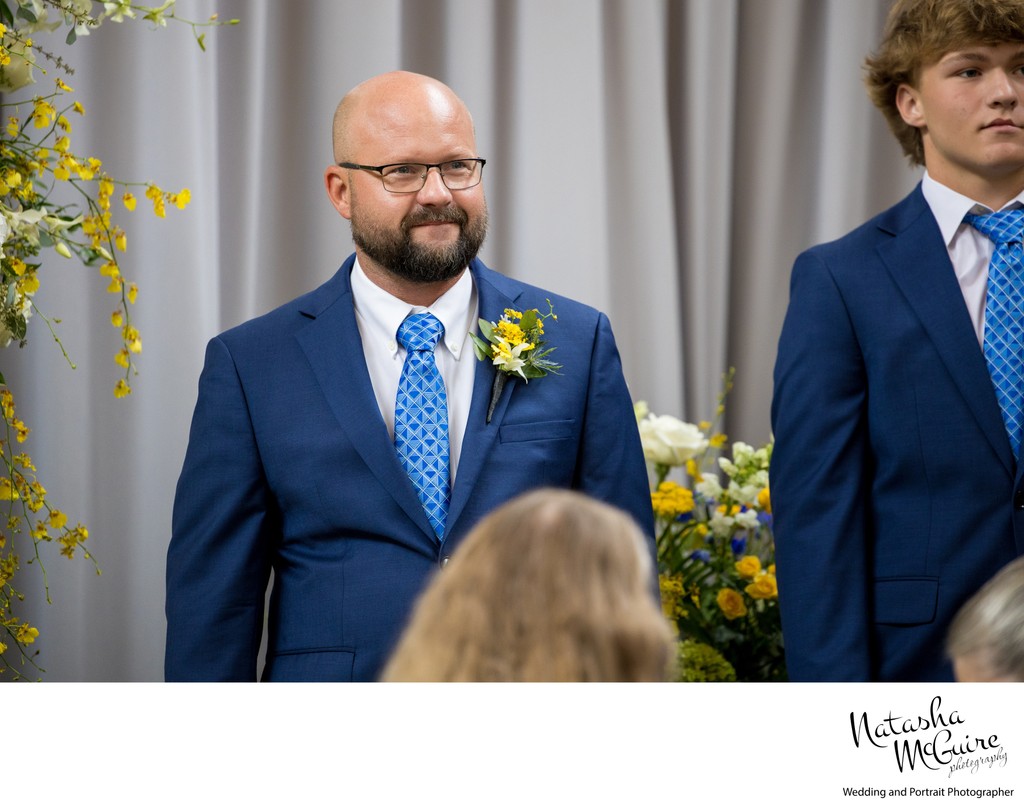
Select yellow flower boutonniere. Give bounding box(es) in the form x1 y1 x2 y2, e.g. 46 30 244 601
470 301 561 422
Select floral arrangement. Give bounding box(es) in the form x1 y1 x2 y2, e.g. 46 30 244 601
0 0 235 680
470 302 560 421
637 371 785 682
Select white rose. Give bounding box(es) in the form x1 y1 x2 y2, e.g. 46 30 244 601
638 413 709 467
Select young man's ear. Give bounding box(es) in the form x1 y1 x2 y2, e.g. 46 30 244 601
896 83 926 128
324 165 353 220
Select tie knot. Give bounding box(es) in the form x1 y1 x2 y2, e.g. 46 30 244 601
965 208 1024 246
397 312 444 352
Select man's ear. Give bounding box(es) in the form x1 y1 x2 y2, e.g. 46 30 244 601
324 165 352 220
896 83 926 128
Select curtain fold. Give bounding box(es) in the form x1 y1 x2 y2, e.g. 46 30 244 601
6 0 918 680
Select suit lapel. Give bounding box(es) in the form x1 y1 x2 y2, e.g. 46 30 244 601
877 188 1015 474
294 258 438 543
445 262 523 536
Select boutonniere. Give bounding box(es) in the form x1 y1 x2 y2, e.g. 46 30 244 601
470 302 562 422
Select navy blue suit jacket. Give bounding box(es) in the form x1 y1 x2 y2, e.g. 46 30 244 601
772 185 1024 681
165 255 654 681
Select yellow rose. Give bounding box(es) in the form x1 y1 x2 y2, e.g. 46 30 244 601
735 555 762 580
745 572 778 600
716 588 747 620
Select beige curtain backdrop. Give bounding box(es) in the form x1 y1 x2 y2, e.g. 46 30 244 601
6 0 919 680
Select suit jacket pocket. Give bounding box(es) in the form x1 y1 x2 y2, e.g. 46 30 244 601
262 647 355 682
499 419 575 444
873 577 939 626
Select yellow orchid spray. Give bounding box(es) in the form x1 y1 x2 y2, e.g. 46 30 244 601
0 0 236 679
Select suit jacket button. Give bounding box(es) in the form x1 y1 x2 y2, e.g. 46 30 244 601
1015 491 1024 510
441 556 450 568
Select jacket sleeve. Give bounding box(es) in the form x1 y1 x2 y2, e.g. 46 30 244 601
165 336 276 681
574 312 659 596
771 249 873 681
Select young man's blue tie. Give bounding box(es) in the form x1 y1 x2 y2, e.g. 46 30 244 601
394 312 450 539
965 208 1024 460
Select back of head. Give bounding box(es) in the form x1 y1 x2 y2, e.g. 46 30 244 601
382 488 674 682
947 556 1024 681
865 0 1024 165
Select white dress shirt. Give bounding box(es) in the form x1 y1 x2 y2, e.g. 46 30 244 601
350 258 479 483
922 171 1024 345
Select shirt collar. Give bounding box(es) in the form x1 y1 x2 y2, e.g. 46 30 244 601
350 258 476 359
922 171 1024 247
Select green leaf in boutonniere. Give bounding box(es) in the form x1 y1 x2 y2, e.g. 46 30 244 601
469 301 562 422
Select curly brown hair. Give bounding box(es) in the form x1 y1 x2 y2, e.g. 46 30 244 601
865 0 1024 165
381 488 674 682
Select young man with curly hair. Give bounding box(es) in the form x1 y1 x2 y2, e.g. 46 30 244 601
772 0 1024 680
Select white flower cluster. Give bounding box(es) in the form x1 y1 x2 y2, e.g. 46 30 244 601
718 441 771 503
0 205 82 345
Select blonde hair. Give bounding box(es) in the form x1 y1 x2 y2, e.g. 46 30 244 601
947 556 1024 680
382 489 674 682
865 0 1024 165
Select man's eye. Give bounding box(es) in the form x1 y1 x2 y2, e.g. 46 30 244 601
385 164 420 176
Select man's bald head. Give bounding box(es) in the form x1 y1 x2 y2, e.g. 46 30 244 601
331 71 475 164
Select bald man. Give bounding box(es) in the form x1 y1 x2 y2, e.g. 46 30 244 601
165 72 654 681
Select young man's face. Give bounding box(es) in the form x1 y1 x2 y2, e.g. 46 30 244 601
897 42 1024 200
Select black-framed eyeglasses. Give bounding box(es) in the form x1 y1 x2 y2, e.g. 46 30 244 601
338 158 486 193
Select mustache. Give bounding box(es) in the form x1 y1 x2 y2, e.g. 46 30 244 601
403 205 469 230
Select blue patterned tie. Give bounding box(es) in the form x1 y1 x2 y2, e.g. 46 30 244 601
965 209 1024 459
395 312 450 539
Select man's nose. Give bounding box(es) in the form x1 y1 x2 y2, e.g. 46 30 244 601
989 70 1020 107
415 166 454 204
